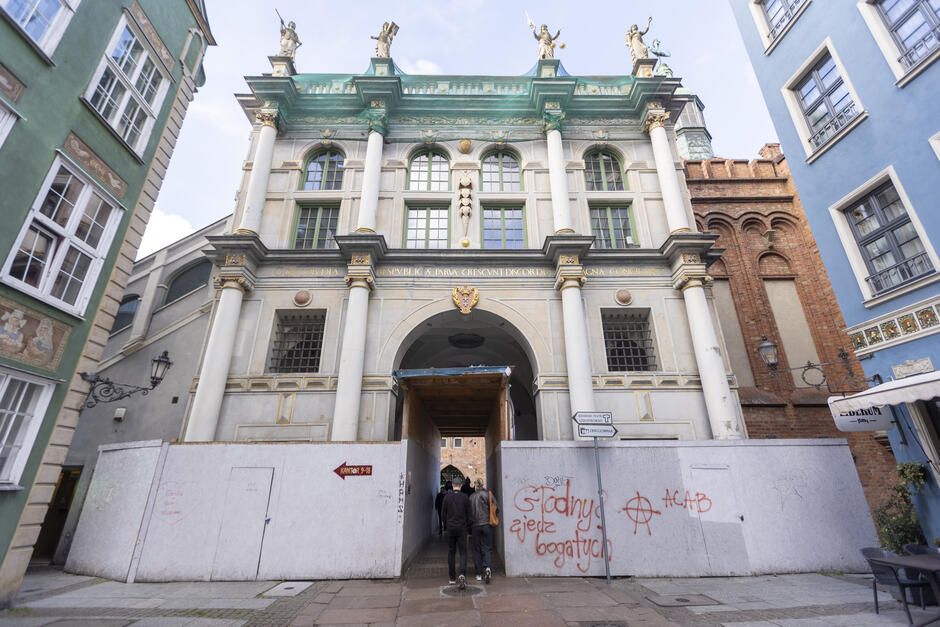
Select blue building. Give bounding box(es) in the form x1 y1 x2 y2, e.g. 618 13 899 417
729 0 940 540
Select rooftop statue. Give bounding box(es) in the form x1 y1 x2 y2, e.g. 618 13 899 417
276 11 301 59
372 21 399 58
526 12 562 60
625 17 653 64
650 38 671 58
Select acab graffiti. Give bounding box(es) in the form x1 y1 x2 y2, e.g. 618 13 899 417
509 479 611 573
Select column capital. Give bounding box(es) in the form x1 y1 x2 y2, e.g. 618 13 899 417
554 262 586 291
213 272 254 293
542 104 566 133
671 252 712 291
345 254 376 291
359 103 388 135
255 108 279 130
644 107 670 133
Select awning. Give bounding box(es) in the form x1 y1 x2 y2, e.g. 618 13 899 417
828 370 940 431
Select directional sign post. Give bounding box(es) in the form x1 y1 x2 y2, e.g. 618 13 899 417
572 411 615 584
333 462 373 480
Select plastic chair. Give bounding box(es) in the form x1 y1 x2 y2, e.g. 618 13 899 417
862 547 929 623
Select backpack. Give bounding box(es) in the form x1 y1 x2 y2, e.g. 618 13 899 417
488 490 499 526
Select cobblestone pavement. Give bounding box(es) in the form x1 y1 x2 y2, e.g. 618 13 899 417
1 555 932 626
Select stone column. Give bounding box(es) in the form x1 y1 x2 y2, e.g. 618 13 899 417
544 108 574 233
331 254 375 441
356 130 384 232
555 255 596 418
673 258 743 439
183 269 252 442
235 109 278 236
645 106 693 234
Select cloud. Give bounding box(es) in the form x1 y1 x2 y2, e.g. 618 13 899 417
397 58 444 75
136 209 195 259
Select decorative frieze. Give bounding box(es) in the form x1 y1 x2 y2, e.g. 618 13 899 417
0 296 70 370
62 132 127 198
128 1 174 73
0 62 25 103
847 297 940 353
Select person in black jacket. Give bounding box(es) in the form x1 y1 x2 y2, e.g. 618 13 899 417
460 477 474 495
434 483 450 536
441 479 472 588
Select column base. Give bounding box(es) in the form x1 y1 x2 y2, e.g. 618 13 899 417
233 228 258 236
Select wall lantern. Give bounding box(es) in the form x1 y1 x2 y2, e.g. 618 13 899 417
755 336 879 393
81 350 173 408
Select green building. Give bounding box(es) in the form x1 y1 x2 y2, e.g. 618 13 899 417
0 0 213 605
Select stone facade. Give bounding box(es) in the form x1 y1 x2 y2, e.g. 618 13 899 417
685 144 896 511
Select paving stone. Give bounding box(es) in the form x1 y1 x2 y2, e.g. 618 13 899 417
316 607 399 623
397 596 475 616
474 594 545 613
326 596 402 609
261 582 313 597
481 609 567 626
334 584 402 597
311 592 335 604
541 590 618 608
395 609 482 626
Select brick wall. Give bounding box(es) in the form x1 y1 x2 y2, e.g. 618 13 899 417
440 437 486 485
686 144 896 513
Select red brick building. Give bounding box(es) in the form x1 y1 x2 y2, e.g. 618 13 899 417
685 144 895 512
440 437 485 486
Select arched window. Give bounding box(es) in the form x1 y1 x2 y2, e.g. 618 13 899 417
584 150 625 191
302 149 344 190
110 294 139 334
481 150 521 191
164 260 211 304
408 149 449 191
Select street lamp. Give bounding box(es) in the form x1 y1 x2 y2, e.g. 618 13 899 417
755 336 878 392
80 350 173 408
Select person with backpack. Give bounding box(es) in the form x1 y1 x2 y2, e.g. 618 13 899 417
468 478 499 584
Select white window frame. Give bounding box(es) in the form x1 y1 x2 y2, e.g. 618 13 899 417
83 14 170 155
828 165 940 304
858 0 940 85
781 38 868 161
0 367 55 487
0 0 79 57
0 97 19 148
748 0 813 54
930 131 940 162
1 155 125 316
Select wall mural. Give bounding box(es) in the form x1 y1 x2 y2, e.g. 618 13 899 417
0 296 70 370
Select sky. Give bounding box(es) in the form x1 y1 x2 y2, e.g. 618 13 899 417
139 0 778 257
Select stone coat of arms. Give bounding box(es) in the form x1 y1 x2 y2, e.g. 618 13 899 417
452 286 479 315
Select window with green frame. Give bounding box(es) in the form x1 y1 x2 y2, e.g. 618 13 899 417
302 150 344 190
590 205 636 249
482 206 525 249
584 150 625 191
405 206 449 249
408 149 449 191
481 150 522 191
294 205 338 249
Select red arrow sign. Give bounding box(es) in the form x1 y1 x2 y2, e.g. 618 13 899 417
333 462 373 480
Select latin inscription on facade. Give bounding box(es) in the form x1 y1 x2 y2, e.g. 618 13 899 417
269 265 666 279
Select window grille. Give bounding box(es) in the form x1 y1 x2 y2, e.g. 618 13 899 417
762 0 806 40
590 205 636 249
269 311 326 373
303 150 344 190
795 54 859 151
482 206 524 249
584 151 625 191
602 311 656 372
877 0 940 70
845 182 934 294
294 206 338 249
481 151 521 191
408 149 449 191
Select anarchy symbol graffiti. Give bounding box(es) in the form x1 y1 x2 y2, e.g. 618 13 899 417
622 491 661 536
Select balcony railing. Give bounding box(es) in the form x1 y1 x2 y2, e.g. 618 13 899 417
899 24 940 70
809 101 860 150
866 251 935 295
767 0 806 40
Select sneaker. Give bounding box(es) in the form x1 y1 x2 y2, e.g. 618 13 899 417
457 574 466 590
484 567 491 584
475 575 482 581
448 579 456 585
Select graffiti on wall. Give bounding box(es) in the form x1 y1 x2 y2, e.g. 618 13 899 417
508 479 716 571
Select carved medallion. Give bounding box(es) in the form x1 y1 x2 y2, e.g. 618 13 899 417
916 307 939 329
898 314 919 335
293 290 312 307
458 139 471 154
452 286 479 315
224 254 245 266
351 253 371 266
615 289 633 306
559 254 579 265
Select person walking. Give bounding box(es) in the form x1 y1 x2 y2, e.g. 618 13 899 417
441 479 472 589
460 477 474 495
434 483 450 537
469 478 499 584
